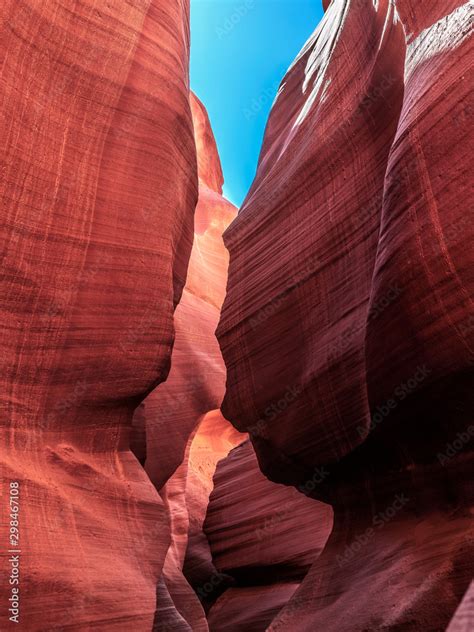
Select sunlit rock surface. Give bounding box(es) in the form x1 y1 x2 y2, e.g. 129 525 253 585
132 92 243 628
134 92 237 493
219 0 407 475
0 1 197 629
153 410 246 631
183 410 246 608
218 0 474 630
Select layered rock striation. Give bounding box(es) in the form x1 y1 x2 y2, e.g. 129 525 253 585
131 92 244 629
205 441 333 631
2 0 472 630
218 0 473 629
0 1 197 629
133 92 237 493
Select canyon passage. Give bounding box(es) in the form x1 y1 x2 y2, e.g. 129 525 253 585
0 1 472 631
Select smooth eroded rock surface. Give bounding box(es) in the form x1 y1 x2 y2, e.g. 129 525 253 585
218 0 474 630
218 0 407 481
205 441 333 577
132 92 243 628
208 584 300 632
134 92 237 493
205 441 333 629
0 1 197 629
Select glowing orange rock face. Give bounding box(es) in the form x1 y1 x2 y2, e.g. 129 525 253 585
131 92 244 626
2 0 472 629
133 91 237 493
162 410 247 625
191 92 225 196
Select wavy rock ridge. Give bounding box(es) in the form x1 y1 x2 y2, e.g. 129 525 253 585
218 0 473 630
205 441 333 631
134 88 335 630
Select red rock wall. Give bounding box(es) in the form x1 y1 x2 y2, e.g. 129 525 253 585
208 585 300 632
447 582 474 631
0 1 197 629
204 441 333 631
366 0 474 427
218 0 407 476
183 410 246 609
134 92 237 494
217 0 473 630
2 1 472 629
158 411 246 630
205 441 332 579
131 93 244 629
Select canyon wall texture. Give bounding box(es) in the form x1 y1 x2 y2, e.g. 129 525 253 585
1 0 472 630
0 1 197 629
218 0 473 630
131 88 243 630
205 441 333 631
133 88 335 631
133 92 238 494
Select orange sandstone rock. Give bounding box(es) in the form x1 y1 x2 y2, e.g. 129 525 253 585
0 1 197 629
132 93 242 628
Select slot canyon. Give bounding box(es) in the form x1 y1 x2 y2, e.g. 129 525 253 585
0 1 472 631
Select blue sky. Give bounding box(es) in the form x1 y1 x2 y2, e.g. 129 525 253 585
190 0 324 207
